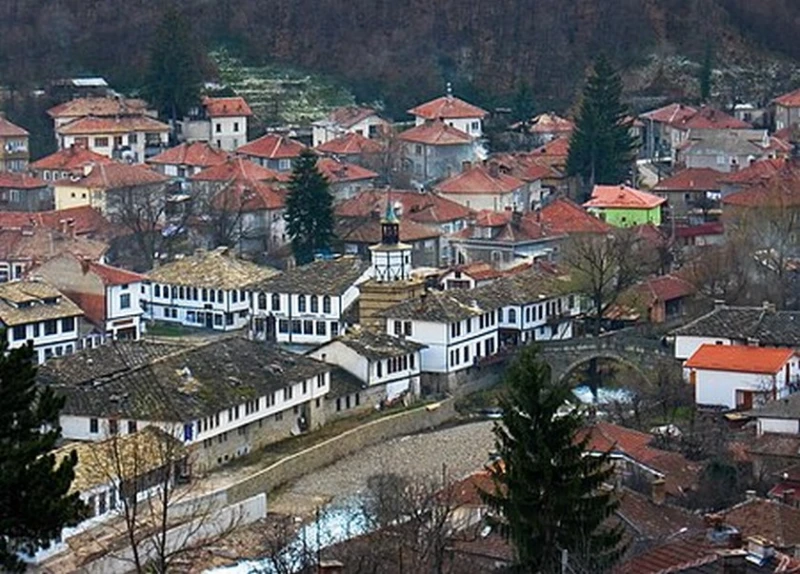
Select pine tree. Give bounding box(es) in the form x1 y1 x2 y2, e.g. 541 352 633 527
482 346 625 573
284 149 335 265
0 339 86 571
566 55 637 198
699 43 713 103
143 6 203 126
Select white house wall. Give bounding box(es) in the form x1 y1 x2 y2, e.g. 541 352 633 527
689 367 785 409
675 335 732 360
758 417 800 436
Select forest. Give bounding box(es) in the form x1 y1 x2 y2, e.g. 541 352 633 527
2 0 800 117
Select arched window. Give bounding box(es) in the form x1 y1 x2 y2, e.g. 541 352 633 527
376 361 382 378
310 295 319 313
322 296 331 314
154 284 161 298
271 293 281 311
298 295 306 312
258 293 267 310
508 309 517 323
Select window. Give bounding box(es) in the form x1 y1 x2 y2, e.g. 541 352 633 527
232 290 238 303
128 420 137 434
404 321 412 336
32 323 39 337
128 133 138 145
466 318 472 333
331 323 339 337
62 317 75 332
216 123 222 133
109 487 117 510
415 144 423 155
279 319 289 333
303 320 313 334
302 380 308 394
394 320 402 336
109 419 118 435
284 386 293 400
377 361 383 378
120 293 131 309
310 295 318 313
317 374 325 388
234 122 240 132
272 293 281 311
44 320 57 335
316 321 326 335
94 137 109 147
508 309 517 323
279 158 291 171
90 418 99 433
258 293 267 310
410 354 415 369
214 314 223 326
322 296 331 313
217 289 224 302
464 346 469 363
12 325 25 341
471 121 480 132
275 411 283 421
291 319 302 334
154 284 161 298
298 295 306 312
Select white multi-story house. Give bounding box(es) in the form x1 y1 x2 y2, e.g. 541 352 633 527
56 116 170 163
408 90 488 138
29 253 145 341
43 338 332 473
181 96 253 152
312 106 389 147
144 247 278 331
381 289 501 377
0 279 83 363
146 141 230 178
308 328 426 417
249 256 370 346
685 344 800 410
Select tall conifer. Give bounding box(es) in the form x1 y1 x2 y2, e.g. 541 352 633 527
285 149 335 265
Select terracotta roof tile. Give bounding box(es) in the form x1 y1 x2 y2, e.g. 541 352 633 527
211 180 286 212
635 274 696 303
47 97 150 119
674 105 752 130
397 121 473 146
147 142 230 168
640 103 698 125
534 197 611 234
685 344 795 374
722 162 800 208
525 112 574 134
475 209 512 227
408 95 487 120
435 163 525 195
0 226 108 265
773 88 800 108
321 106 381 129
0 173 48 189
718 158 786 185
615 487 704 539
237 134 306 160
721 497 800 548
316 157 378 183
0 116 28 137
29 145 113 172
615 534 713 574
0 207 114 240
190 157 285 183
315 132 383 155
529 135 570 159
584 184 666 209
201 96 252 117
335 216 440 244
675 221 724 239
654 168 724 191
335 189 474 225
61 162 169 190
57 115 169 135
84 260 145 285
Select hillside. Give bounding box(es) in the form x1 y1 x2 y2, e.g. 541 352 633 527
2 0 800 115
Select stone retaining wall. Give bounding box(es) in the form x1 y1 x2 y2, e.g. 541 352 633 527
226 399 456 504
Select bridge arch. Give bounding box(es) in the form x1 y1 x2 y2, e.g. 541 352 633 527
552 351 654 387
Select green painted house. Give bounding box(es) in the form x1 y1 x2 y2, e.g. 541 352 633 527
583 184 665 227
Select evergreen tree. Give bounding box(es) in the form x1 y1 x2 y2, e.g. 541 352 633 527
143 6 203 126
482 346 625 573
285 149 334 265
699 43 713 103
566 55 637 197
0 339 86 571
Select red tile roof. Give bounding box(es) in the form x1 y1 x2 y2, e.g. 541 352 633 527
525 112 574 134
334 189 474 225
29 145 113 172
315 132 383 155
653 168 724 192
57 115 169 135
397 121 473 146
722 162 800 208
584 185 666 210
490 152 562 181
0 207 115 240
615 487 704 540
0 117 28 137
191 157 285 183
636 274 696 303
0 173 48 189
202 96 252 117
408 95 487 120
534 197 611 234
0 227 107 264
147 142 230 168
336 216 441 244
685 344 795 374
720 497 800 548
773 87 800 108
211 180 286 212
316 157 378 183
237 134 306 160
615 535 713 574
61 163 169 189
640 103 698 125
435 163 525 195
445 262 506 282
47 97 150 119
83 260 145 285
718 157 786 185
674 221 724 239
674 105 752 130
475 209 512 227
323 106 381 129
529 135 570 159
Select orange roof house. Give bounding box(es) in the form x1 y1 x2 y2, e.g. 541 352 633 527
237 134 307 172
315 132 383 157
29 145 113 181
201 96 252 118
435 162 526 212
398 121 477 185
685 345 796 375
55 163 169 213
311 106 388 147
147 141 230 176
773 87 800 130
408 95 487 121
316 157 378 202
398 121 473 146
191 156 285 185
584 185 666 227
335 188 474 230
533 197 611 235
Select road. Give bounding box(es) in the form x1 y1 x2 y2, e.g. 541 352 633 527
269 420 496 516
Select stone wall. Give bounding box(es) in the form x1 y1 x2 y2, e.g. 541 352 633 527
226 398 456 504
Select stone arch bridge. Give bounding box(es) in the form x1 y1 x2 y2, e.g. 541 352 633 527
537 333 681 385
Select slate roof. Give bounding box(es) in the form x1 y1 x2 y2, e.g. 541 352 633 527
202 96 252 117
327 366 365 399
331 328 426 360
0 116 29 137
248 256 368 296
671 305 800 347
237 134 307 160
408 95 487 120
397 121 473 146
147 142 230 168
315 132 384 156
685 344 795 374
47 337 331 421
380 288 503 323
147 247 279 289
745 393 800 420
477 267 571 306
0 279 82 326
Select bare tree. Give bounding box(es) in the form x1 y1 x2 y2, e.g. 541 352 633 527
561 229 656 335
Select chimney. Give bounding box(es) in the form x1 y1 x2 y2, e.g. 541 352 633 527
783 488 795 506
715 549 747 574
651 478 666 506
746 536 774 563
762 301 776 313
318 560 345 573
745 490 758 501
59 218 69 235
714 299 726 310
462 160 472 172
67 219 76 239
511 210 522 230
488 161 499 178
